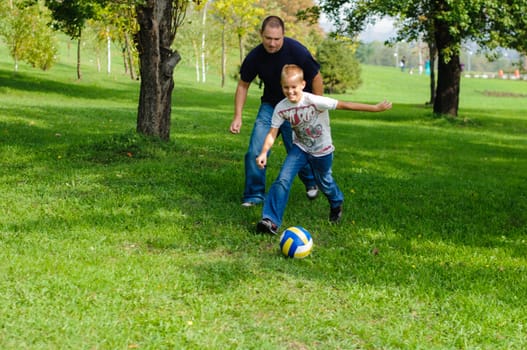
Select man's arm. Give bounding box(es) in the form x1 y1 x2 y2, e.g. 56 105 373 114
311 72 323 96
230 80 251 134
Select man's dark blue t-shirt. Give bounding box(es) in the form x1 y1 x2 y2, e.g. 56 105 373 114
240 37 320 107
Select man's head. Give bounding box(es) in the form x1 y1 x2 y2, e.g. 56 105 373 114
281 64 306 103
260 16 285 54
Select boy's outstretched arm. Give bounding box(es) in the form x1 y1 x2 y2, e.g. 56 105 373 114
256 127 279 169
337 99 392 112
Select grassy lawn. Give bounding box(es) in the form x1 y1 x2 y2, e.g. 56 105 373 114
1 40 526 349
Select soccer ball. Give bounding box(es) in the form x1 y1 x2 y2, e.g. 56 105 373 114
279 226 313 258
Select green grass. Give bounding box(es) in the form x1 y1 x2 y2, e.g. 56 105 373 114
1 40 526 349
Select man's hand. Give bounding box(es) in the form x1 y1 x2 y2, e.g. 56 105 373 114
231 80 250 134
230 117 242 134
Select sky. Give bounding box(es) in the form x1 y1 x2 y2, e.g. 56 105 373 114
320 15 396 42
358 18 396 42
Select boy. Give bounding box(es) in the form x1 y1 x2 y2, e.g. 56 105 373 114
255 64 392 234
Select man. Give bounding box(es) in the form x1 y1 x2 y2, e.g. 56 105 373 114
229 15 323 207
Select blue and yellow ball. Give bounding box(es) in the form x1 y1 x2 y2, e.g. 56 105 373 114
279 226 313 258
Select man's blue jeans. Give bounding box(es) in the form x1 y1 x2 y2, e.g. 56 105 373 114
262 145 344 227
243 103 316 204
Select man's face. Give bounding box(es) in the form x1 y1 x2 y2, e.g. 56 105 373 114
261 26 284 54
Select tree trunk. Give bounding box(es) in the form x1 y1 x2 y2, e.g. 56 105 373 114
192 39 200 82
124 32 136 80
220 21 226 88
201 1 208 83
77 36 82 80
238 34 243 65
122 46 129 75
136 0 181 140
107 27 111 74
433 18 461 116
427 42 437 105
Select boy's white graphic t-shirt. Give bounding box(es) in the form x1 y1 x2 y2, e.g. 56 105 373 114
271 92 338 157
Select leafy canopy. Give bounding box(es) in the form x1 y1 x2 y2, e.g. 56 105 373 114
313 0 527 56
46 0 108 38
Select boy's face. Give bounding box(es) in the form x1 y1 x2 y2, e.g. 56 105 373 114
281 74 306 103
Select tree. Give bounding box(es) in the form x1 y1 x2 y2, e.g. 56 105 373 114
317 37 362 94
482 2 527 71
135 0 191 140
84 19 110 73
46 0 107 80
197 0 210 83
0 0 57 71
310 0 527 117
98 0 139 80
176 1 220 83
211 0 264 87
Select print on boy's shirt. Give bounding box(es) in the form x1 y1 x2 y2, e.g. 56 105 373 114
279 103 327 149
272 92 337 157
305 124 323 139
299 124 323 148
278 104 323 147
278 104 319 126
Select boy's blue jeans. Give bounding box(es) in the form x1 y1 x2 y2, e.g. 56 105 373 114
262 145 344 228
243 103 316 204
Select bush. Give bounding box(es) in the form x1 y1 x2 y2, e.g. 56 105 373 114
317 38 362 94
0 1 57 71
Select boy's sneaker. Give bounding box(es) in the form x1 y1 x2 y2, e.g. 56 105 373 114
256 218 278 235
306 186 319 200
329 205 342 223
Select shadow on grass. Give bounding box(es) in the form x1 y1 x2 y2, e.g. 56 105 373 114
0 68 136 101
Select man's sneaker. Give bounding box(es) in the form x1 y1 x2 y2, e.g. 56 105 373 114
242 201 256 207
256 218 278 235
306 186 319 200
329 205 343 223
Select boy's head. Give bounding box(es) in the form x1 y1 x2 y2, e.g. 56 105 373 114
280 64 306 103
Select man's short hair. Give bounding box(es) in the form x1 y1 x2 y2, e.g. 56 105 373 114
261 15 285 33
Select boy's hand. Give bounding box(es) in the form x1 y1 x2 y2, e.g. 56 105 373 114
256 154 267 169
376 100 392 111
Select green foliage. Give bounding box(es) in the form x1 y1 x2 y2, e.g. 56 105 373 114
0 0 57 70
318 0 527 56
210 0 264 38
210 0 265 82
45 0 107 38
317 37 362 94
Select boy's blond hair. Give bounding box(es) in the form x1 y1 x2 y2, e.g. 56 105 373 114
281 64 304 83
